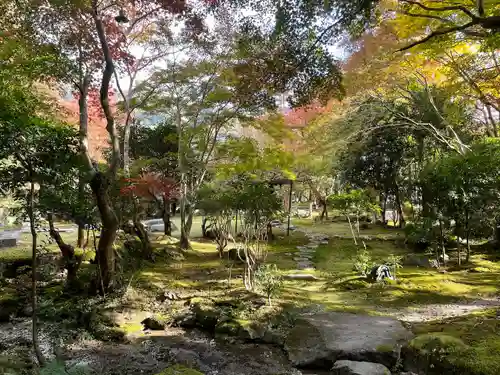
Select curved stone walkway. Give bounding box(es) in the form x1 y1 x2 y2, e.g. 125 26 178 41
293 230 329 270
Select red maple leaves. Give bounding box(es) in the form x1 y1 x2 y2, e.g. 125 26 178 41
121 173 178 202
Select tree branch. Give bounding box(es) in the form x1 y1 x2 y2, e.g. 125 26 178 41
400 1 477 20
397 21 477 51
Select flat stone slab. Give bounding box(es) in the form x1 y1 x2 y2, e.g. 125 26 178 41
297 264 315 270
283 274 319 281
306 244 318 249
332 360 391 375
284 312 413 368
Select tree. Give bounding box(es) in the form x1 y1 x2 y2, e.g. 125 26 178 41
197 184 236 257
141 50 274 249
0 82 81 367
121 172 178 237
390 1 500 51
328 189 380 247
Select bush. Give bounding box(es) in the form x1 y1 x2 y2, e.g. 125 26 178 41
254 264 283 306
404 219 434 250
353 250 372 276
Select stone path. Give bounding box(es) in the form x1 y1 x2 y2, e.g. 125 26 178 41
292 230 329 270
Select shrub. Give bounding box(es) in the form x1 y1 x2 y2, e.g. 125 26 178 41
254 264 283 306
353 250 372 276
404 218 434 250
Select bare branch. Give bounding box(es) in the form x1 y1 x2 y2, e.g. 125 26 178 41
397 21 476 51
400 1 477 20
401 11 452 23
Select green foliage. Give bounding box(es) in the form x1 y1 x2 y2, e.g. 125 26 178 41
404 219 435 250
254 263 283 306
388 254 403 279
353 249 372 276
421 138 500 244
328 189 380 217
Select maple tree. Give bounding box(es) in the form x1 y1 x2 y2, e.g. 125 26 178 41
121 173 179 236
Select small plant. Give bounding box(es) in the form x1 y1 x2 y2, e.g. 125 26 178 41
388 254 403 280
254 264 283 306
353 249 372 276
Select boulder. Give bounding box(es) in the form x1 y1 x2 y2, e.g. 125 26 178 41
368 265 393 282
331 360 391 375
403 254 432 268
284 312 413 369
141 316 167 330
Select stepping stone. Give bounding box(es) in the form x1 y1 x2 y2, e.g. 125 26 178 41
283 274 319 281
296 246 307 251
297 263 314 270
306 244 318 249
284 312 413 369
331 360 391 375
320 240 329 245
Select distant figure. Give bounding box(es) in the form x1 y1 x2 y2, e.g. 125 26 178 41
369 265 393 282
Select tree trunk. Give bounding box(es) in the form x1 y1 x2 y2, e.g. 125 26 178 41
319 199 327 221
90 173 118 293
394 185 405 228
89 7 121 293
465 210 471 263
346 215 358 246
77 224 85 248
180 203 193 250
28 181 45 367
77 74 90 249
47 213 79 283
382 192 388 224
162 199 172 236
455 223 462 266
439 218 446 266
133 220 153 260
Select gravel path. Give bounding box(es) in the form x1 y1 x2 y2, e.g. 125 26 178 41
381 298 500 322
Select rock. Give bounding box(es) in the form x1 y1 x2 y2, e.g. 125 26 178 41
402 333 469 375
156 364 203 375
156 291 180 302
331 360 391 375
168 348 205 372
284 312 413 368
297 263 314 270
190 298 222 331
262 328 286 346
173 308 197 328
320 240 329 245
403 254 431 268
141 316 167 330
237 320 267 340
283 274 319 281
306 244 318 249
368 265 393 282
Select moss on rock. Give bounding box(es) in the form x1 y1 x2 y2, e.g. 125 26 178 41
157 365 203 375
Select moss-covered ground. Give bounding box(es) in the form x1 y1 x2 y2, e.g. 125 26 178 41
1 218 500 374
